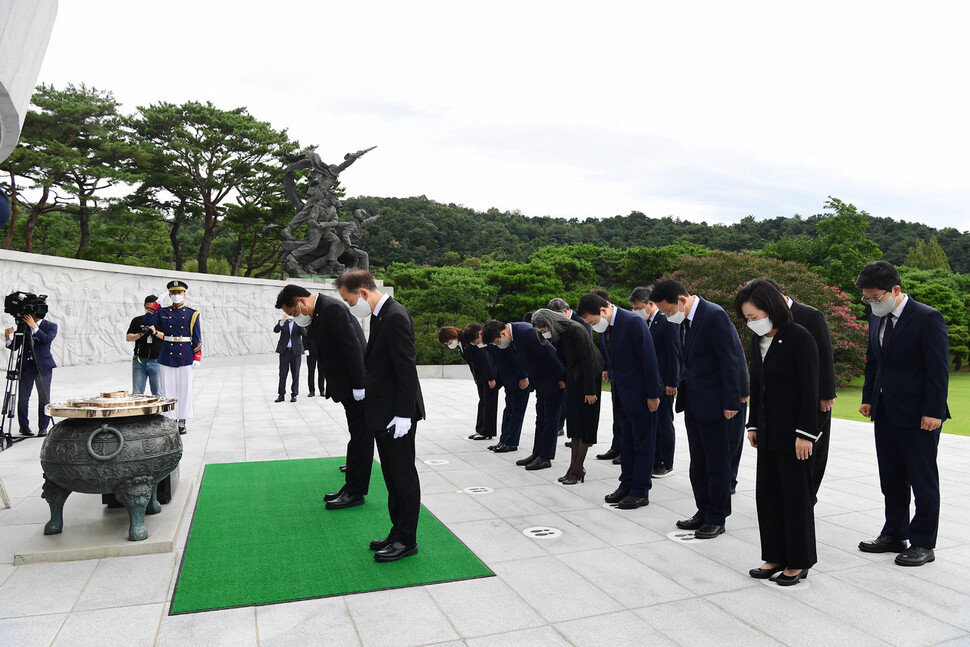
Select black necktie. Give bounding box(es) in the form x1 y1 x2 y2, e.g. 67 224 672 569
282 321 291 345
605 327 614 358
882 314 894 348
682 319 690 345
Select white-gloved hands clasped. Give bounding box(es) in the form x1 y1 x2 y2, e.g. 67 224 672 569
192 360 200 368
353 389 365 401
390 416 411 439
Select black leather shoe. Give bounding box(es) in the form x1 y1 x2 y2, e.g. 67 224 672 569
694 524 725 539
775 569 808 586
524 457 551 471
493 444 517 453
308 390 315 397
564 441 572 448
374 541 418 562
19 428 34 436
859 534 908 554
617 495 649 509
291 395 297 402
604 488 630 504
652 466 674 478
38 429 48 437
515 454 537 466
895 546 935 566
749 565 785 579
488 443 500 450
369 535 396 551
275 395 285 403
325 492 364 509
596 448 619 460
612 457 621 465
676 513 704 530
323 488 345 502
339 464 347 473
178 421 186 435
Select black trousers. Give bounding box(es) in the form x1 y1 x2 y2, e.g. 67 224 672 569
533 389 565 460
728 402 748 486
278 349 301 396
811 410 832 499
342 398 373 496
614 390 657 498
375 420 421 546
874 420 941 549
475 379 499 438
498 385 530 447
306 352 325 394
756 445 817 569
654 393 676 469
18 366 52 432
684 410 732 525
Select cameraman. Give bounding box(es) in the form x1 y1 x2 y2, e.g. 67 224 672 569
4 310 57 437
126 295 163 396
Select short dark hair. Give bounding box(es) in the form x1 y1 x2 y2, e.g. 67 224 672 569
547 298 569 312
855 260 901 291
649 279 688 305
733 278 792 327
628 286 651 305
275 284 311 309
592 289 610 303
437 326 460 344
576 293 609 316
482 319 506 344
144 295 158 305
522 311 533 324
336 269 377 292
462 323 483 345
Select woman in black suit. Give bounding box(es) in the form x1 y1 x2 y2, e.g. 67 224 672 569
734 279 820 586
438 325 498 440
530 308 602 485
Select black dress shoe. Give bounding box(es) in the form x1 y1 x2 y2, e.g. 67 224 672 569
19 428 34 436
676 513 704 530
178 420 186 435
596 448 619 460
325 492 364 509
604 488 630 504
564 441 572 448
694 523 726 539
38 429 48 437
652 466 674 478
369 535 396 551
308 390 315 397
895 546 935 566
291 395 297 402
339 464 347 473
374 541 418 562
612 457 621 465
775 569 809 586
859 534 908 554
493 444 517 453
323 488 345 502
524 457 551 471
275 395 285 403
515 454 537 466
617 495 649 509
749 565 785 579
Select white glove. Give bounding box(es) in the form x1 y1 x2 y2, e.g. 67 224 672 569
304 350 310 356
390 416 411 439
353 389 365 401
192 360 200 368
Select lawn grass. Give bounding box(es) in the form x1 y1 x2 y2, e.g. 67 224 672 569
833 371 970 437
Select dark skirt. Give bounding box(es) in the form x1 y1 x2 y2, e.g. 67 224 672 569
564 378 601 444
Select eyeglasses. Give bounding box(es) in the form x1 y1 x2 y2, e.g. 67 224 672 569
860 291 891 305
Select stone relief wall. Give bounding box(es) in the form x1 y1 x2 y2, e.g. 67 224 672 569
0 250 381 367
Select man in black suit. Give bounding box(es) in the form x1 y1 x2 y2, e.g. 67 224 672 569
273 313 307 402
856 261 950 567
5 310 57 436
651 280 745 539
629 287 682 479
276 285 369 510
337 270 425 562
763 278 837 500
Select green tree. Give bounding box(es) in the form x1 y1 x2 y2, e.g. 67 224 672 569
905 236 952 272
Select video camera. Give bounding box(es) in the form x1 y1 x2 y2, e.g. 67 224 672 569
4 291 49 323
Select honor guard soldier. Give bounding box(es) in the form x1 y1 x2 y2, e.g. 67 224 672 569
144 280 201 434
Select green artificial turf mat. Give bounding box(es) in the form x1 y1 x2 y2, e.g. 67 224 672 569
170 457 492 614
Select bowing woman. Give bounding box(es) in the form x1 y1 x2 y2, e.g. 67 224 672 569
530 308 603 485
734 279 820 586
437 325 498 440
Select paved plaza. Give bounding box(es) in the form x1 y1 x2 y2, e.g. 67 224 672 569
1 355 969 646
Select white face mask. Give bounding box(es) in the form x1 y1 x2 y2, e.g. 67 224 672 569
666 306 685 325
447 340 459 349
746 316 773 337
496 337 511 350
293 302 312 328
869 293 896 317
541 330 553 340
170 293 184 305
632 308 648 321
348 296 372 318
592 316 609 333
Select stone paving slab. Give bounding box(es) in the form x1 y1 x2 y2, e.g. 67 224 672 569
0 355 967 646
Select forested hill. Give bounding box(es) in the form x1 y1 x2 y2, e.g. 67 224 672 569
348 195 970 273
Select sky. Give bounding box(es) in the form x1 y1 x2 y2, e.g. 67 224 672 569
34 0 970 230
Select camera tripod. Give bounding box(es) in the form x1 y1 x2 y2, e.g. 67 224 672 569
2 321 49 450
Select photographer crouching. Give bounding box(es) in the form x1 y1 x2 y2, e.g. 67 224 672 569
126 295 163 396
3 293 57 437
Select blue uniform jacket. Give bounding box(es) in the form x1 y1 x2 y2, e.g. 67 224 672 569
144 305 202 368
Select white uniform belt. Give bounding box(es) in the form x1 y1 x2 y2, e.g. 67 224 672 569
163 336 192 343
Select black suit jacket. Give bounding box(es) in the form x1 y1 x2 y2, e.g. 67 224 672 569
676 297 744 421
365 297 426 430
649 311 681 388
459 341 495 383
309 294 366 403
274 319 307 355
10 318 58 373
862 297 950 428
746 323 820 452
790 300 836 401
